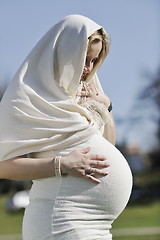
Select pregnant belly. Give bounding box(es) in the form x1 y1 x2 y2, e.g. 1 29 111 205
57 132 133 219
26 132 133 239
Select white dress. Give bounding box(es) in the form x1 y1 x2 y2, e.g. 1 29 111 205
22 105 132 240
0 15 132 240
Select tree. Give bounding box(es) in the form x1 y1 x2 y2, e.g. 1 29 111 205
138 67 160 144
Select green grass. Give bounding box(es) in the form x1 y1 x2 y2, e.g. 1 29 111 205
112 201 160 229
0 195 23 235
113 235 160 240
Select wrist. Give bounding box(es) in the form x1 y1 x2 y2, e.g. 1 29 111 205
103 96 110 108
102 99 112 112
53 156 62 177
60 156 69 176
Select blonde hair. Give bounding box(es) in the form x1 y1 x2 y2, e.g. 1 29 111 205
86 28 111 80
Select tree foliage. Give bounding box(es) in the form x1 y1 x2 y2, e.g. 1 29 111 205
138 67 160 142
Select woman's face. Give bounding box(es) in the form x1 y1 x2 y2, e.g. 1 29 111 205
81 40 102 81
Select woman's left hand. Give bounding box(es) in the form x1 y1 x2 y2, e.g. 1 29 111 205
88 82 110 107
80 81 110 107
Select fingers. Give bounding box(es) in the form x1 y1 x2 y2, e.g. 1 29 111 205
80 83 99 97
86 175 101 184
79 149 108 168
66 148 109 184
89 153 106 160
88 83 98 95
85 168 108 184
91 168 108 176
89 82 103 97
80 90 91 97
85 167 108 176
89 160 109 168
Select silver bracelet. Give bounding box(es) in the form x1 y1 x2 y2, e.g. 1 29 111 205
54 156 62 177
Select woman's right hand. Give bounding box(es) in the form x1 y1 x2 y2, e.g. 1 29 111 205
60 147 109 183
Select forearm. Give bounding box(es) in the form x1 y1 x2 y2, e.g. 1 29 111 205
0 157 55 181
103 112 116 145
0 148 109 184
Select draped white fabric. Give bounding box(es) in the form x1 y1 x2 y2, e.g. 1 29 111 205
0 15 104 160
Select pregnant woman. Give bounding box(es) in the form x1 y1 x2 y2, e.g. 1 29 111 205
0 15 132 239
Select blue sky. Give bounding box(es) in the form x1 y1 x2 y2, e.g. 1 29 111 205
0 0 159 150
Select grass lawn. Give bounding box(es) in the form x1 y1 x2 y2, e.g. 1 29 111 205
113 235 160 240
0 194 160 239
0 194 23 235
112 201 160 229
112 201 160 239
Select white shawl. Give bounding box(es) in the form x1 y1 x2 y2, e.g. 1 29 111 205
0 15 104 160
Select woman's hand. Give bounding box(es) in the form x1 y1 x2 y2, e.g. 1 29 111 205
79 81 110 107
88 82 110 106
60 147 109 183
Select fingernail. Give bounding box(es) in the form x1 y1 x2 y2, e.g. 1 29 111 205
94 178 101 183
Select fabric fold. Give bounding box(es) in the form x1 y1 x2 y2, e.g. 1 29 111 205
0 15 104 160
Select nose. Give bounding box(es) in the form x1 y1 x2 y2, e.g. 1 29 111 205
83 63 93 74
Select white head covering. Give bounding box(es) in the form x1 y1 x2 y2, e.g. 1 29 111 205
0 15 105 160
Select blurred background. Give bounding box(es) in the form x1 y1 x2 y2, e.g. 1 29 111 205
0 0 160 239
